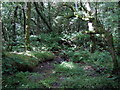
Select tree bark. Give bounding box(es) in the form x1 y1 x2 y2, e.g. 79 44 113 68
48 2 51 27
105 32 119 74
25 2 31 51
117 1 120 56
12 6 18 43
82 2 119 73
62 2 119 73
22 7 26 35
93 19 119 74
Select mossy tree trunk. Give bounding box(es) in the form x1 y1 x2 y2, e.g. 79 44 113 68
25 2 31 51
12 6 18 43
34 2 53 32
22 6 26 35
83 2 119 74
105 33 119 74
117 1 120 56
85 2 96 53
93 19 119 74
62 2 119 73
48 2 51 28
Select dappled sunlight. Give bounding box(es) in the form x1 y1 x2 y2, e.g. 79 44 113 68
11 51 36 58
88 22 94 31
60 61 75 69
24 51 35 57
2 2 120 89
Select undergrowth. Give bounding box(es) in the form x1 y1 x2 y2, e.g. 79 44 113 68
2 33 120 89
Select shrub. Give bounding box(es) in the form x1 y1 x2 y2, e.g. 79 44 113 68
66 50 90 62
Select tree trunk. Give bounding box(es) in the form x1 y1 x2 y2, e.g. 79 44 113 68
93 19 119 74
48 2 51 28
12 6 18 43
36 15 40 34
90 34 96 53
25 2 31 51
22 7 26 35
34 2 52 32
85 2 119 73
64 2 119 73
105 32 119 74
117 1 120 56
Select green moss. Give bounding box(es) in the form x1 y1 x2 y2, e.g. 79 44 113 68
3 52 39 70
33 51 55 62
2 51 55 73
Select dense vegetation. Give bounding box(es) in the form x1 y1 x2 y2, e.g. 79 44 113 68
2 1 120 89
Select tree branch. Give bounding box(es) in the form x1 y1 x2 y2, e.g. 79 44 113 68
63 3 76 12
34 2 52 32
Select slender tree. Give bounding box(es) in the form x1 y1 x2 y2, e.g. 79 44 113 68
25 2 31 51
12 6 18 43
34 2 53 32
63 2 119 74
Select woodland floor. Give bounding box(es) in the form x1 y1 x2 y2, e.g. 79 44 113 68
2 53 120 89
28 55 113 88
32 56 65 88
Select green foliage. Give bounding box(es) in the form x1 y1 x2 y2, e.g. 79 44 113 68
73 51 90 62
2 2 120 89
55 61 84 76
71 32 90 42
33 51 55 61
64 50 112 72
65 50 90 62
3 71 57 88
2 52 39 73
30 33 62 51
61 32 90 48
2 57 18 74
61 75 120 88
90 51 112 62
66 49 112 63
39 77 57 88
54 60 120 88
2 72 44 88
113 36 120 55
2 51 55 74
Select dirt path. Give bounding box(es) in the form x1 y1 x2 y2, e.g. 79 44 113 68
33 56 65 73
29 56 106 88
28 56 65 88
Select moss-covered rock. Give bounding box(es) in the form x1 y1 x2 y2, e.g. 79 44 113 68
33 51 55 62
2 51 55 73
